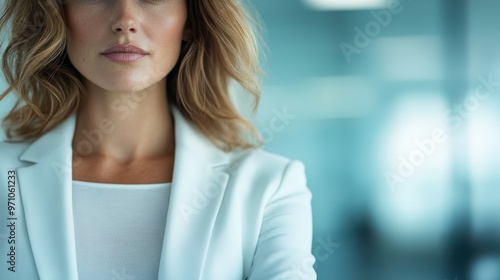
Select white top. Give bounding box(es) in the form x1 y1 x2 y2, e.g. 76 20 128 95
72 180 172 280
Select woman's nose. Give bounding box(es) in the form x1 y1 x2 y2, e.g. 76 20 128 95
111 1 138 34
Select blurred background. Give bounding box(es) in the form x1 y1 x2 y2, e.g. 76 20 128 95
2 0 500 279
248 0 500 279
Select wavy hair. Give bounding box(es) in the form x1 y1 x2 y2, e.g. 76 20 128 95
0 0 264 152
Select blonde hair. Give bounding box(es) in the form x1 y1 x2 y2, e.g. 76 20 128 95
0 0 264 152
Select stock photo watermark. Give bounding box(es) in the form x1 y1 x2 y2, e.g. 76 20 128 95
385 74 500 191
260 106 296 144
178 169 229 223
287 234 341 279
2 170 17 273
110 266 135 280
339 0 413 64
73 90 150 157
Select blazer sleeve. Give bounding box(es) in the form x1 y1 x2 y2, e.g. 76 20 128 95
246 160 317 280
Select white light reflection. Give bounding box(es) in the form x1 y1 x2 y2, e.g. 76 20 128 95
304 0 388 10
373 93 452 248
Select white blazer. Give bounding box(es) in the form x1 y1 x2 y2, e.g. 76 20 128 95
0 105 316 280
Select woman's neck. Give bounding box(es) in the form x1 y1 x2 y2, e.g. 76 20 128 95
71 80 175 164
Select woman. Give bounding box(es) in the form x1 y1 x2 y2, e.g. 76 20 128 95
0 0 316 279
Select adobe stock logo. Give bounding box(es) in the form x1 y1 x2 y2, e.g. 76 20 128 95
384 74 500 192
384 128 447 192
111 266 135 280
260 107 296 144
287 235 341 279
178 170 229 223
73 91 149 156
339 0 412 64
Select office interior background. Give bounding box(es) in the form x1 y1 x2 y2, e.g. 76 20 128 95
1 0 499 279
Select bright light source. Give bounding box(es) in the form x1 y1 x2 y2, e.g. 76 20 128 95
304 0 388 10
373 94 452 248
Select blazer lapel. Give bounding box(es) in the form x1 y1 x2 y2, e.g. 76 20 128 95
158 106 231 279
17 113 78 280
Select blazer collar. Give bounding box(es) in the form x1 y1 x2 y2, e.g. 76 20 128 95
16 104 232 280
18 112 76 163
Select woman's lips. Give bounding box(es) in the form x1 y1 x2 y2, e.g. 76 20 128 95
102 52 147 63
101 43 149 63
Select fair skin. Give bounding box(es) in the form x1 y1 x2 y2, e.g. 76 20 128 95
64 0 191 184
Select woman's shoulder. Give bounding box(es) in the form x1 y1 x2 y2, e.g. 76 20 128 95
228 148 295 170
224 148 310 206
227 148 306 185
